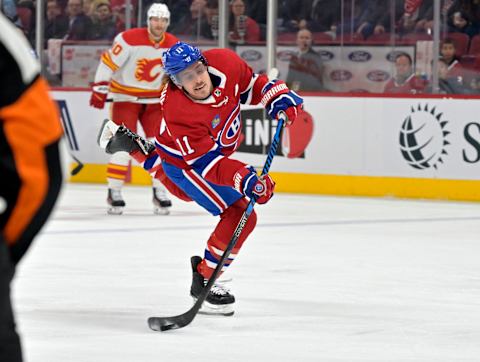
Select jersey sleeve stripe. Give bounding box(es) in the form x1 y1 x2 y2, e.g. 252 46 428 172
240 74 258 105
185 143 219 165
101 52 119 71
156 142 183 158
109 80 162 97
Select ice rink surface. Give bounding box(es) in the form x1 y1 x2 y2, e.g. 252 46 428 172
12 184 480 361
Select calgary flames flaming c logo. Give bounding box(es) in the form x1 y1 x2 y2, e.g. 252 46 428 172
135 58 163 82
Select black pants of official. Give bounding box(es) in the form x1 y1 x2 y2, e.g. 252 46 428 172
0 239 22 362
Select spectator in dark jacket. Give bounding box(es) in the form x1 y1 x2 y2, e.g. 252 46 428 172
90 1 117 40
335 0 375 39
65 0 93 40
446 0 480 36
286 29 324 91
45 0 69 43
172 0 213 40
428 57 469 94
369 0 404 36
398 0 434 34
301 0 340 33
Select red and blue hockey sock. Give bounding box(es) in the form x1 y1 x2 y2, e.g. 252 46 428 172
197 198 257 279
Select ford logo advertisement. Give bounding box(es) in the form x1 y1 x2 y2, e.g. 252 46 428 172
276 50 295 61
240 50 262 62
348 51 372 62
366 70 390 82
318 50 335 61
330 70 353 81
386 50 407 62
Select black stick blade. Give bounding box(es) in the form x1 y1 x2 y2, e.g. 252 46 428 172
70 162 84 176
148 315 190 332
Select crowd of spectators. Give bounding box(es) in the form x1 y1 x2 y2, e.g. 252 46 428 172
4 0 480 48
3 0 480 93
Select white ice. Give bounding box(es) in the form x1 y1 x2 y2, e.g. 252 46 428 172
13 184 480 362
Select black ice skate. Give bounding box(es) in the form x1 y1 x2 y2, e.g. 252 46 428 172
190 256 235 316
152 187 172 215
107 188 125 215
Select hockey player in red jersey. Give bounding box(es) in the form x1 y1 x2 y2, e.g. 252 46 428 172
90 3 178 215
99 42 303 315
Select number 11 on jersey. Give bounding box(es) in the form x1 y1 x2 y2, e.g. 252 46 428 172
176 136 195 156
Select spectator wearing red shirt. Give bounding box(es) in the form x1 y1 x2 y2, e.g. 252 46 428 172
384 53 427 94
229 0 260 44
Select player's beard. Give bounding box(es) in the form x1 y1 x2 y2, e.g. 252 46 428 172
149 26 165 41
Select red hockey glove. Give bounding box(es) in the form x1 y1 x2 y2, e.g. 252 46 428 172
234 166 275 204
260 80 303 125
89 81 109 109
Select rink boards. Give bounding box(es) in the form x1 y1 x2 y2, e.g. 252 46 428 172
52 90 480 201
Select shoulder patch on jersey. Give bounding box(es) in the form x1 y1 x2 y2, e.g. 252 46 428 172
211 114 221 128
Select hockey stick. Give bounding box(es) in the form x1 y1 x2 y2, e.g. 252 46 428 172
148 112 287 332
70 155 84 176
106 97 162 104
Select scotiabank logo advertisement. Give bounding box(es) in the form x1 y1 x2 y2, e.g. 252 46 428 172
399 102 480 170
399 103 450 170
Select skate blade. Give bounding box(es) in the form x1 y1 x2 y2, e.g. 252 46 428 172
107 206 124 215
154 207 170 215
192 297 234 316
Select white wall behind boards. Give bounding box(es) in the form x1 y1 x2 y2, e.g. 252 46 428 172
52 90 480 181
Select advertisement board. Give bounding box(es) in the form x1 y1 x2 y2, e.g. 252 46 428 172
237 45 415 93
57 42 414 92
52 90 480 199
61 44 110 87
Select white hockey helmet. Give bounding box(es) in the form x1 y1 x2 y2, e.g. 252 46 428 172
147 3 170 23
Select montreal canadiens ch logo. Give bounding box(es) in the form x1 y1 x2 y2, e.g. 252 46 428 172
399 103 450 170
254 183 265 194
218 106 241 147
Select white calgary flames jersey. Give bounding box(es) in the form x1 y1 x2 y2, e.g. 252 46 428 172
94 28 178 101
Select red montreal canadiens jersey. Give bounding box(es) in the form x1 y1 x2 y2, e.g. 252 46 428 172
383 73 426 94
155 48 268 172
